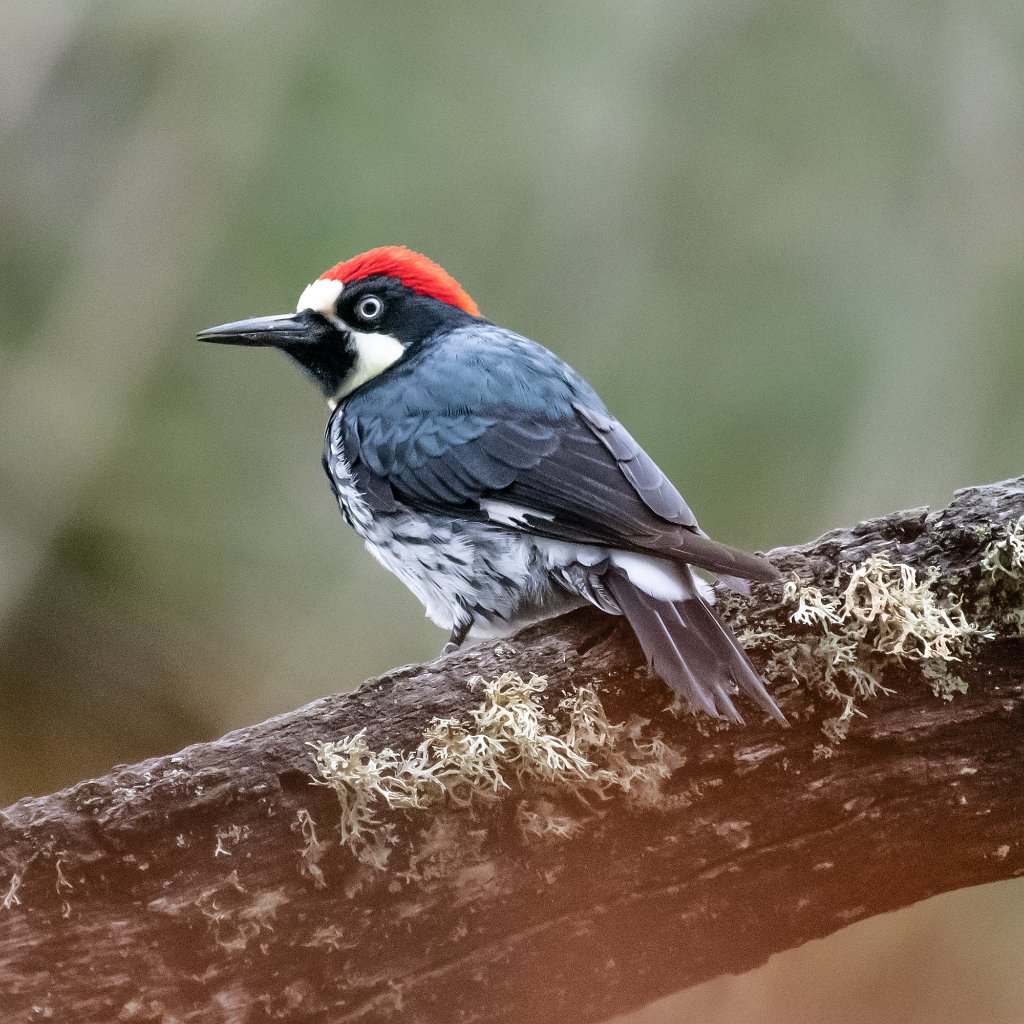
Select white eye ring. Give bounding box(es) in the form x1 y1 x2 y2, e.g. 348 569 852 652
356 295 383 321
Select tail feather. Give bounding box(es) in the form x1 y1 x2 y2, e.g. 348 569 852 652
716 573 751 596
695 528 761 596
658 599 741 721
606 568 786 726
625 596 722 719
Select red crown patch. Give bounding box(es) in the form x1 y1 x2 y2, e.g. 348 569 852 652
320 247 480 317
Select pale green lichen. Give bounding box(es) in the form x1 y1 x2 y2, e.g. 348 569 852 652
1 852 39 912
981 515 1024 581
54 853 73 894
516 800 583 839
978 516 1024 635
758 553 993 740
921 660 969 701
2 868 24 910
294 809 328 890
311 672 674 867
785 554 988 659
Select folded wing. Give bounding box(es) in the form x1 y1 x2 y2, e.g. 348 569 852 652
339 394 778 583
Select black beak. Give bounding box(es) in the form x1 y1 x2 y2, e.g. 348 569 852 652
199 309 352 397
197 311 320 348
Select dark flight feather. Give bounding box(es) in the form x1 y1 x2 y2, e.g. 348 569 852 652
606 569 786 725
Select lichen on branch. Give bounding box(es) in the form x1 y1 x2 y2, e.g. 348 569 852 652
978 514 1024 635
981 514 1024 580
785 554 990 659
744 553 994 744
310 672 675 867
306 497 1024 865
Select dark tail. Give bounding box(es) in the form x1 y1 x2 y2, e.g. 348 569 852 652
663 530 782 586
605 568 786 726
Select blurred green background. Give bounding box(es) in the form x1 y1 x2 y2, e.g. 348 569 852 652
1 1 1022 1021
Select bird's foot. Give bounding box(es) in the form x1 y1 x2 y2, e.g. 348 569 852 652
436 619 471 660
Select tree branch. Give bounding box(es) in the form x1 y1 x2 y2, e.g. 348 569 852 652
2 479 1022 1023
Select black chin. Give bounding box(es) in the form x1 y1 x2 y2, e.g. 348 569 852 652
280 329 355 398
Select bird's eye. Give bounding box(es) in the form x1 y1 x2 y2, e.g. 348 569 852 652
356 295 383 321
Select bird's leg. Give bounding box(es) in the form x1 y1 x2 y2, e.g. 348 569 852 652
440 618 472 657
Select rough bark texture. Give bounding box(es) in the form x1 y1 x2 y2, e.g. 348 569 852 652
2 479 1023 1024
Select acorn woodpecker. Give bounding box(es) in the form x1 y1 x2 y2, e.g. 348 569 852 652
200 247 784 724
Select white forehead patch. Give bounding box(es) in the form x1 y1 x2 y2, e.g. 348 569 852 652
297 278 344 316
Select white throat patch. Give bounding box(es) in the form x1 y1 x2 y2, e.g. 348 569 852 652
297 278 344 318
337 329 405 399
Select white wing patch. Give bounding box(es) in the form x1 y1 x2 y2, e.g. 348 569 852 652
481 500 555 528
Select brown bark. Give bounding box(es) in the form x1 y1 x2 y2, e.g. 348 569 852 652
1 479 1022 1024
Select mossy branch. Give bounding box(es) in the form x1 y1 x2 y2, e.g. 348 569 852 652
1 479 1022 1024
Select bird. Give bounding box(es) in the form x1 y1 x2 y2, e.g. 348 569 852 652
199 246 785 725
